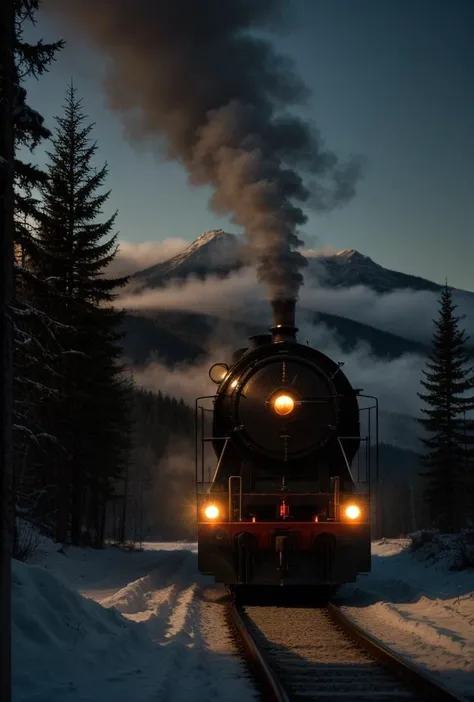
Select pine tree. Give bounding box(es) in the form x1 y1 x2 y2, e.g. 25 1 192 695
36 82 131 545
11 0 64 548
417 284 474 532
14 0 64 271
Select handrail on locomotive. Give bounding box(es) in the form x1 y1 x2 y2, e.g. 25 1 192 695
195 390 379 525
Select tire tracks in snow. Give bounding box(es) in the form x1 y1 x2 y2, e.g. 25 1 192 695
100 549 256 702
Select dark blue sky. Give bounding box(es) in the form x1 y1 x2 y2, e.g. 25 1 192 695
26 0 474 289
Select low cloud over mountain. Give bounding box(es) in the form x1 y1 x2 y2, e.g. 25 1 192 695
114 229 474 451
117 229 474 345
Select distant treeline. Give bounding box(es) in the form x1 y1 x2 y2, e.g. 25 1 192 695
105 389 196 544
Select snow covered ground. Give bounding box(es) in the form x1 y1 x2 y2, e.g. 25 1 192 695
337 538 474 698
12 538 257 702
12 534 474 701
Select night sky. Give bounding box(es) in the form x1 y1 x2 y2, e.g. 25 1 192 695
24 0 474 290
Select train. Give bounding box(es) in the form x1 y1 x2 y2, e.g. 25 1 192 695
195 298 378 599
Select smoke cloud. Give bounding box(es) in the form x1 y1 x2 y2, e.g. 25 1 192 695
45 0 361 300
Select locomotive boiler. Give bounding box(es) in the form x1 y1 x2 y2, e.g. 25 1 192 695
195 298 377 595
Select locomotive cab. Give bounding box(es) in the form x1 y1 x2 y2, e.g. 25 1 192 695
196 299 377 591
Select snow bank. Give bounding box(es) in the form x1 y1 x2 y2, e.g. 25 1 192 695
12 557 154 702
12 539 256 702
337 538 474 697
410 528 474 571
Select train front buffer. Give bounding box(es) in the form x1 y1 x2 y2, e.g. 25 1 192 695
197 489 371 586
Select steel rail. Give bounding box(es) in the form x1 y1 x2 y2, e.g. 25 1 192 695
327 602 470 702
228 597 470 702
227 601 290 702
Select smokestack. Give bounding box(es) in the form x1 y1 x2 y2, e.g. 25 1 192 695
270 299 298 343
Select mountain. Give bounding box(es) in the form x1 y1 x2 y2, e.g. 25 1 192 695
123 229 474 364
124 229 474 368
131 229 463 296
121 230 473 467
131 230 242 289
313 248 443 294
312 311 428 358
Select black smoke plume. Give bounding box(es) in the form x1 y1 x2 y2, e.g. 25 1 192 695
46 0 361 299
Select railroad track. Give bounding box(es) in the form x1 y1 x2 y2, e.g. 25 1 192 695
228 598 470 702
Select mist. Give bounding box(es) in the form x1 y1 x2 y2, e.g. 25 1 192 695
45 0 361 300
117 263 474 345
133 344 424 454
146 438 196 540
122 268 474 451
135 323 424 409
119 268 260 318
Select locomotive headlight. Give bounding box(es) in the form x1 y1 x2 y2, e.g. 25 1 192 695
204 504 220 520
209 363 229 384
273 394 295 416
344 504 361 520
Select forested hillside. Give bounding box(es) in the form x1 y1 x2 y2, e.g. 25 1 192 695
122 308 430 369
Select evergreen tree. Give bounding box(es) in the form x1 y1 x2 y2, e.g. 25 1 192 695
36 82 130 545
14 0 64 272
14 0 63 256
11 0 64 547
417 284 474 532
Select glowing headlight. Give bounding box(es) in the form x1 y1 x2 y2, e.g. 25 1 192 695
204 504 220 520
344 504 361 520
209 363 229 384
273 394 295 416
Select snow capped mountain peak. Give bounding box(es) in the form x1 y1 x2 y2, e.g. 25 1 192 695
131 229 242 286
336 248 357 258
333 248 370 263
189 228 228 248
171 229 239 266
131 230 447 296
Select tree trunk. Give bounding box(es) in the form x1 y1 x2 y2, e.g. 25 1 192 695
55 456 70 543
70 457 82 545
99 499 106 549
120 463 129 543
0 1 15 699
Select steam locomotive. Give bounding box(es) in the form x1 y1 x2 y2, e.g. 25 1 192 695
195 299 377 597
